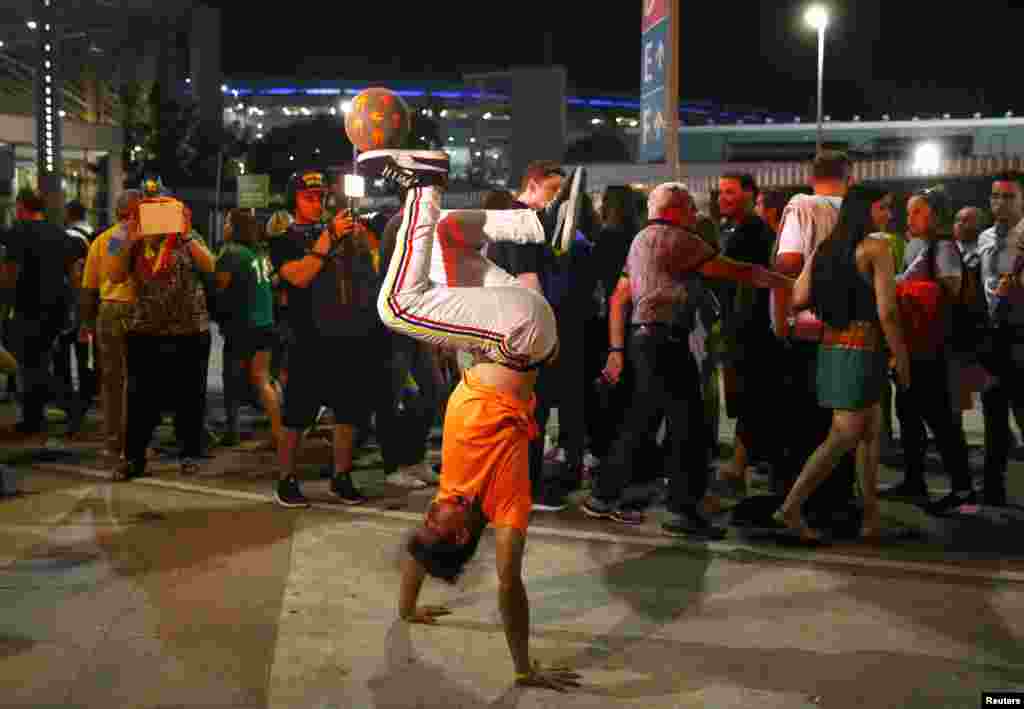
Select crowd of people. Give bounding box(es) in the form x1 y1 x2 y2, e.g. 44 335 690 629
3 146 1024 688
0 151 1021 529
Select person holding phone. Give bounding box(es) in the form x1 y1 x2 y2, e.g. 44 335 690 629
775 185 911 544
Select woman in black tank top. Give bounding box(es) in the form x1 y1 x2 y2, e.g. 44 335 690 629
773 185 911 543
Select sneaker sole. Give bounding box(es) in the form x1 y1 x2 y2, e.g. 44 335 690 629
662 526 727 540
610 513 646 525
331 496 367 506
386 479 428 489
358 148 450 165
580 503 615 520
274 492 310 508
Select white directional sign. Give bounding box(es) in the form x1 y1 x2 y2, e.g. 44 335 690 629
640 0 671 163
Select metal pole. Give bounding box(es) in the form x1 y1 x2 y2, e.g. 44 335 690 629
666 0 681 181
816 24 825 155
213 147 223 245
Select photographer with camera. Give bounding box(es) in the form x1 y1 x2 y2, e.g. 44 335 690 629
269 170 391 508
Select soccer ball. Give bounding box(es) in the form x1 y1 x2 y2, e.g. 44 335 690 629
344 87 412 152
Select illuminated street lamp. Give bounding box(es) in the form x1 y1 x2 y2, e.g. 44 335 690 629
804 4 829 154
913 142 941 174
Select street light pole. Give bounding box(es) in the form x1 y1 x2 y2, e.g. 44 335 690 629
815 22 825 154
805 5 829 155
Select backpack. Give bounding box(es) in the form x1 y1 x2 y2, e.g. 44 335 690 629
309 225 379 338
895 241 948 356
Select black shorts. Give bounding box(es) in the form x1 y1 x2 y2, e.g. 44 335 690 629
223 325 277 362
282 335 381 429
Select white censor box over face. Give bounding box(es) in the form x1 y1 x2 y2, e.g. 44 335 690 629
343 174 366 198
138 199 186 236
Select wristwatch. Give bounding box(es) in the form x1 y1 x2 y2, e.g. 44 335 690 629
608 346 625 353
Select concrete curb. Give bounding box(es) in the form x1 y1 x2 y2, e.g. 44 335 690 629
34 463 113 480
120 474 1024 586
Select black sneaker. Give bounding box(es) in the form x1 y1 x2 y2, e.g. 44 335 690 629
275 476 310 508
878 480 930 504
357 149 450 189
65 399 88 436
532 485 568 512
925 488 977 516
662 509 727 540
330 473 367 506
114 458 147 482
580 495 645 524
13 421 44 436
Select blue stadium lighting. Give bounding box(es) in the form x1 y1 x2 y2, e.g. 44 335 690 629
588 98 641 109
228 82 776 122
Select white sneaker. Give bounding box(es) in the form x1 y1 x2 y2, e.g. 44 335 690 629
357 149 449 189
408 461 440 485
386 469 428 489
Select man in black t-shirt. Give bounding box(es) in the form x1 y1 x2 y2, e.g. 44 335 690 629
0 189 81 437
55 200 95 429
489 160 568 512
716 173 784 493
269 171 392 508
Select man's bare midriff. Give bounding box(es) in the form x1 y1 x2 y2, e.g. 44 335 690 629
469 362 538 401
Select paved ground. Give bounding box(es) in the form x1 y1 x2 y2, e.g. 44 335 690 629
2 471 1023 708
2 325 1024 707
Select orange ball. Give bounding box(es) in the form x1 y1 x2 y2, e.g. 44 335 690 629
344 87 412 152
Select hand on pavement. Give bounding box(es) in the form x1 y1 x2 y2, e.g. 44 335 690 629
515 662 582 692
403 604 451 625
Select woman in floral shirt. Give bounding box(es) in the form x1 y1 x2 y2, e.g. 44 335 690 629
106 200 216 479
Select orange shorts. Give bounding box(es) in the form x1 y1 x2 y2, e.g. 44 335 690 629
435 371 536 533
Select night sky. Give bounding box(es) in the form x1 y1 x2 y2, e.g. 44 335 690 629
214 1 1024 119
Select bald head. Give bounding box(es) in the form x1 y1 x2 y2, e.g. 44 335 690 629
953 206 982 244
647 182 697 228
